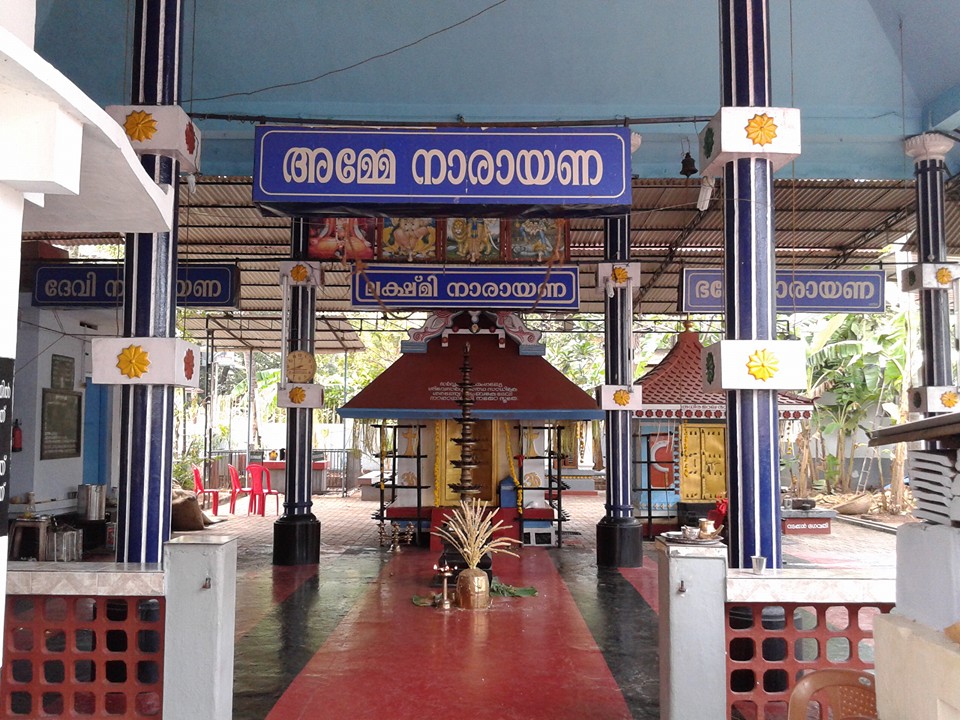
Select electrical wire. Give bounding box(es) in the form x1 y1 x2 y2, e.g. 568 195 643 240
188 0 510 103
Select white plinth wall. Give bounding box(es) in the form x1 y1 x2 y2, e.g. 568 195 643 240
873 523 960 720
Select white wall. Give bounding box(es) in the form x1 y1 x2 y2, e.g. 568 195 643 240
12 296 122 502
0 0 35 48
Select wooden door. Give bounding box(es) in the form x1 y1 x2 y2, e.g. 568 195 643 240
679 423 726 501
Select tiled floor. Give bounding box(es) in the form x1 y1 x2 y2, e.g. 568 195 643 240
202 490 896 719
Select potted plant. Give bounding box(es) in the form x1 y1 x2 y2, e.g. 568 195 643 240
431 498 521 609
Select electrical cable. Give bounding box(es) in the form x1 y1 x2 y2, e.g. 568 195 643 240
188 0 510 103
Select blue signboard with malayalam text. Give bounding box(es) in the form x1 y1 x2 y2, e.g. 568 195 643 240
351 265 579 311
253 126 631 217
33 264 240 308
681 268 886 313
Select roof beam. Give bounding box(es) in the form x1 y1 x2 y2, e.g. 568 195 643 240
634 208 708 309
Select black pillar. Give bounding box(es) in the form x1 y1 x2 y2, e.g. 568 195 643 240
274 219 321 565
596 214 643 567
905 134 956 392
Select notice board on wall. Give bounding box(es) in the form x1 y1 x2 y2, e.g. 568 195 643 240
40 389 82 460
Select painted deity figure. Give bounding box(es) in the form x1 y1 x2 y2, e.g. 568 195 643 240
512 219 561 262
307 218 374 260
449 218 497 262
391 218 432 261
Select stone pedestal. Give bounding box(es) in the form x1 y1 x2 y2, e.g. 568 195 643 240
875 614 960 719
163 535 237 720
656 537 728 720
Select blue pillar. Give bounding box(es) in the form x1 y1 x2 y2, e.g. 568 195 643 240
273 219 321 565
905 134 956 391
596 214 643 567
720 0 782 569
116 0 183 563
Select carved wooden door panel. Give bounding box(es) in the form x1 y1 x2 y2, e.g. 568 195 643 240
679 423 727 501
679 425 703 500
699 425 726 500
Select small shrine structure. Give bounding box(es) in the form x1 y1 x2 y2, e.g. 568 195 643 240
633 324 813 530
339 310 603 549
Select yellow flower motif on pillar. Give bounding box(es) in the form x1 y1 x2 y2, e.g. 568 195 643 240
745 113 778 147
288 386 306 404
123 110 158 142
941 390 959 409
936 267 954 285
746 348 779 381
117 345 150 379
290 264 309 283
610 266 629 284
613 388 632 406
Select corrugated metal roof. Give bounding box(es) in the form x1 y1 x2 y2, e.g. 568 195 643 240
23 173 957 348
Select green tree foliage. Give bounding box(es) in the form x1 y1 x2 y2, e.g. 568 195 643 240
543 320 605 390
803 307 908 494
316 330 402 409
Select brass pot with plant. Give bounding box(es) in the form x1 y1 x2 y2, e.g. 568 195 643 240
431 498 520 609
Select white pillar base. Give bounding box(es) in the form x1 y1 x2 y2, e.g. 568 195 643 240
656 538 728 720
895 522 960 629
162 535 237 720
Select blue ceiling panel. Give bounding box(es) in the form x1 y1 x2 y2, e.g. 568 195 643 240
33 0 960 179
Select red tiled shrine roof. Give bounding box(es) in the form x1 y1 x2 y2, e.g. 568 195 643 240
634 328 813 420
339 331 603 420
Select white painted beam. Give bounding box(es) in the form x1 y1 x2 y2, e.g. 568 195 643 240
0 25 173 233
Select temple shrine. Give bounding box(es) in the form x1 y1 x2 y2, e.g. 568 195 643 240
339 310 603 549
633 324 813 530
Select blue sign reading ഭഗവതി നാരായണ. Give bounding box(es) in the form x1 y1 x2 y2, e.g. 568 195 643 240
680 268 886 313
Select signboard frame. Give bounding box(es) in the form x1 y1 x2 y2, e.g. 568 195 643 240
350 264 580 311
253 125 632 218
32 263 240 308
681 268 886 313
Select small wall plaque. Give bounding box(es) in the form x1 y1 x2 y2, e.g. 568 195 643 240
50 354 75 390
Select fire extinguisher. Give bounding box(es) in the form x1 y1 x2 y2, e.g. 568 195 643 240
12 419 22 452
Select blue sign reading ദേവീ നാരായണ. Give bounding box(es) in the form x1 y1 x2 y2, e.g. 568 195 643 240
32 264 240 308
252 126 631 215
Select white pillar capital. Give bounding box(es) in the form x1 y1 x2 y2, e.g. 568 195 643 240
905 133 955 163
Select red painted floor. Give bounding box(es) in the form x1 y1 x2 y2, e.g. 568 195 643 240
619 557 660 614
219 492 895 719
269 550 633 720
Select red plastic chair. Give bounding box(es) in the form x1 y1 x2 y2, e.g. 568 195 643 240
192 465 219 516
262 468 281 516
246 464 278 516
228 464 252 515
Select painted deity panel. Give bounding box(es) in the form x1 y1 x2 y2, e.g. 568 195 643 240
508 218 567 262
647 433 675 489
445 218 501 263
306 218 376 261
380 218 438 261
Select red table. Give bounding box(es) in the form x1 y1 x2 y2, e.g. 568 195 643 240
260 460 328 493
